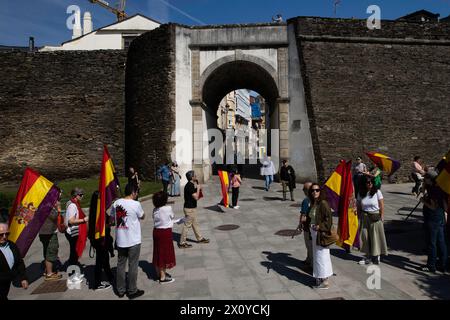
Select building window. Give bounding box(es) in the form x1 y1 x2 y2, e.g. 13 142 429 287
123 36 137 50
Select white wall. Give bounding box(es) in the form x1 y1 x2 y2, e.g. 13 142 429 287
174 27 193 187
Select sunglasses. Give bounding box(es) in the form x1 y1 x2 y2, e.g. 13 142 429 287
0 232 10 237
311 189 321 193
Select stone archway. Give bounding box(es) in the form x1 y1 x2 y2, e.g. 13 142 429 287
190 52 290 182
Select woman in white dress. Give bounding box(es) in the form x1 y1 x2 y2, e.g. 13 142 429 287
308 183 333 289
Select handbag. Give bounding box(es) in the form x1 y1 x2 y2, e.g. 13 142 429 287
366 211 381 222
318 226 339 247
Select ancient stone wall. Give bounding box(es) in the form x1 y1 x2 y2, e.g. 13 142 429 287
0 50 127 182
125 24 176 180
291 17 450 182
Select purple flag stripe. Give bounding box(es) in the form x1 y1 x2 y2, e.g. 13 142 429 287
105 181 118 210
324 186 340 213
15 186 60 258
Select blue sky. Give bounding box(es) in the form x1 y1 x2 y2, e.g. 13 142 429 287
1 0 449 46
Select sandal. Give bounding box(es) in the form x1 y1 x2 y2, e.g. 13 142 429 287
421 266 436 273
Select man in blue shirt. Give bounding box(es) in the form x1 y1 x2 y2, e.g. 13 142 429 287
0 223 28 300
157 162 171 195
297 182 313 267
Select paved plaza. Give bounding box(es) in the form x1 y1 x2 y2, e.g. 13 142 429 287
8 177 450 300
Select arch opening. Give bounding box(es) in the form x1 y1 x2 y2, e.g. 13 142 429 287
200 59 280 179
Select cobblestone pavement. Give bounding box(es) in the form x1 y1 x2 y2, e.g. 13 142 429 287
8 178 450 300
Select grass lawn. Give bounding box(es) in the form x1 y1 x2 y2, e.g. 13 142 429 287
0 177 161 209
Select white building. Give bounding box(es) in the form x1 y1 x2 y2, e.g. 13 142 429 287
40 14 161 51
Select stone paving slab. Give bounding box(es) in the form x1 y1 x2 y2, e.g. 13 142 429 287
7 177 450 300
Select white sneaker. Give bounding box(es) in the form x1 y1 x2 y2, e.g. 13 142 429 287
234 206 240 209
358 258 372 265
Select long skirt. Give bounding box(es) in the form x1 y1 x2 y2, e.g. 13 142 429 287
170 175 181 196
152 228 176 269
310 227 333 279
360 213 388 257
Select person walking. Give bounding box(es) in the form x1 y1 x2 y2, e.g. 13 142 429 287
297 181 313 268
39 190 63 281
229 168 242 209
261 156 276 191
352 156 367 197
128 167 141 200
308 183 333 289
88 191 114 291
420 170 448 273
179 170 209 248
280 159 296 201
110 184 145 299
152 191 183 284
0 223 28 300
411 156 425 197
357 177 388 265
65 188 88 267
157 162 171 195
169 161 181 197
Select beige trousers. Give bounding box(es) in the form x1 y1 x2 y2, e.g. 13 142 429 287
180 208 203 244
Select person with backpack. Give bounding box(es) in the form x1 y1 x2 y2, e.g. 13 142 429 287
88 191 114 291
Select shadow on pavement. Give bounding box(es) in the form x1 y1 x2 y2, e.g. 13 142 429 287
23 262 44 285
263 196 283 201
330 248 361 263
252 186 266 191
261 251 314 286
387 191 415 196
139 260 157 281
204 205 225 213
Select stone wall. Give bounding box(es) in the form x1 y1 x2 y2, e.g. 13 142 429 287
291 17 450 182
0 50 127 182
125 24 176 180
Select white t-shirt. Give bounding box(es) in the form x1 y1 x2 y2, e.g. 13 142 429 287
153 206 175 229
111 198 144 248
65 202 79 236
358 190 383 212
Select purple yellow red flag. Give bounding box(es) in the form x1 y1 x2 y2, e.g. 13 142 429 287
324 160 359 248
8 168 60 257
218 170 229 208
95 145 119 239
366 152 401 176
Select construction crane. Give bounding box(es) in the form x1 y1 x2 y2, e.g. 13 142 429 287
89 0 127 22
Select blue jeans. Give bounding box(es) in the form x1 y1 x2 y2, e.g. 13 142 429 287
265 175 273 190
426 209 448 271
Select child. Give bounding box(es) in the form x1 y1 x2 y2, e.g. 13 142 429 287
230 168 242 209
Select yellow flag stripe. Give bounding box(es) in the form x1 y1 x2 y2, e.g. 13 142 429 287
437 170 450 194
104 158 116 186
9 176 53 243
325 171 342 196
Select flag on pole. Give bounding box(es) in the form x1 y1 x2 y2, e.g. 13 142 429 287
218 169 229 208
324 160 359 248
366 152 401 176
95 145 120 240
8 168 60 257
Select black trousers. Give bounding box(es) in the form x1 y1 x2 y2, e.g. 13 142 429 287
232 187 239 207
162 180 169 194
93 240 114 288
0 280 11 300
65 232 79 266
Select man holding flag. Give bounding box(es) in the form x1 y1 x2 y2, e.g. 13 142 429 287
88 145 120 291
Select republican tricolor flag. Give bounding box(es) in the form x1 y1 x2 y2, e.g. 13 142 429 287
218 169 229 208
95 145 120 239
8 168 60 257
324 160 359 248
366 152 401 176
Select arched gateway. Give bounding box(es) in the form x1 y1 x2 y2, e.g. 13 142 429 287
126 23 317 183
